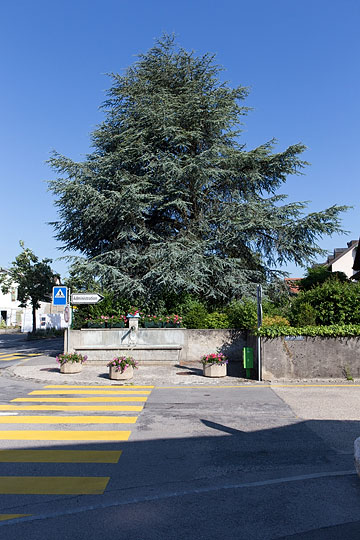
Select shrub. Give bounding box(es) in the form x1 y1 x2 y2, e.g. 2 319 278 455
256 324 360 337
290 280 360 325
290 302 317 326
204 312 230 329
262 315 290 327
225 300 257 330
182 301 209 329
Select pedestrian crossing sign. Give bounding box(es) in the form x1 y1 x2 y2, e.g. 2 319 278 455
53 286 68 306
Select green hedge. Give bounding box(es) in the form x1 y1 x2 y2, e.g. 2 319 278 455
256 324 360 338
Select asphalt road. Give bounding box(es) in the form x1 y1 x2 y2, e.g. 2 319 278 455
0 337 359 538
0 334 63 368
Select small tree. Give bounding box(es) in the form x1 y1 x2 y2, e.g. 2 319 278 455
0 242 56 333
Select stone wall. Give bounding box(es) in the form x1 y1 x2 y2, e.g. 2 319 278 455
261 336 360 379
67 328 247 368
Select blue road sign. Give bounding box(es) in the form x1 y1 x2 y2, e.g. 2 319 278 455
53 286 68 306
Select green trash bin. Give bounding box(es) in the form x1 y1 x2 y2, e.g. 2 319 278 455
243 347 254 378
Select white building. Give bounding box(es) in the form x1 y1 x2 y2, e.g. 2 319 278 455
324 240 359 279
0 269 22 326
0 268 68 332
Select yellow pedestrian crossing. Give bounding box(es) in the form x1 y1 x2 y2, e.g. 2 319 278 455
0 353 41 357
0 353 42 362
45 385 154 389
0 382 153 506
0 405 143 411
0 415 137 424
0 450 122 463
0 476 109 494
0 430 131 441
0 514 32 521
12 396 148 402
29 389 151 395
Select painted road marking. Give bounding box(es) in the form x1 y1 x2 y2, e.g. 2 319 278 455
29 389 151 395
0 357 32 362
0 476 109 495
0 405 143 411
0 514 32 521
0 353 41 358
0 430 131 441
12 397 148 402
45 385 154 389
0 415 137 424
0 450 122 463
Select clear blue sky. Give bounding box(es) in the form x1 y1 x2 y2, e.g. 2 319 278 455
1 0 359 279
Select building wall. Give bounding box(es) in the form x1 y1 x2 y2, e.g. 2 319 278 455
0 282 22 326
331 247 358 278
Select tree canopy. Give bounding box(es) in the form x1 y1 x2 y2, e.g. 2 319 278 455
48 35 347 305
0 242 56 332
299 266 348 291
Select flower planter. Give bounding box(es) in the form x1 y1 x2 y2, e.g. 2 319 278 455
203 363 227 378
87 322 106 328
108 322 125 328
109 366 134 380
60 363 83 374
144 322 162 328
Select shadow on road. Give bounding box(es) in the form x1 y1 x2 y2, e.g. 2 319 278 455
0 417 359 539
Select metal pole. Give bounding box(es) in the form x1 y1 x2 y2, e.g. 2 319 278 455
65 288 71 353
257 285 263 381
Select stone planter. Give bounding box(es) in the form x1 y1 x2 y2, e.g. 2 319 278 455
60 363 83 374
109 366 134 380
203 363 227 378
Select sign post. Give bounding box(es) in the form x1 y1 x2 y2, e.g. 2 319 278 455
257 284 262 381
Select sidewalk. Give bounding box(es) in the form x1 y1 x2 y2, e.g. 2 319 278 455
4 356 259 386
4 354 360 387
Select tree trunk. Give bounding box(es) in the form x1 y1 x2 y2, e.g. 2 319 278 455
32 304 37 333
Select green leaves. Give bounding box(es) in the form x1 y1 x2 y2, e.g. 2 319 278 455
48 35 348 304
257 324 360 338
290 280 360 326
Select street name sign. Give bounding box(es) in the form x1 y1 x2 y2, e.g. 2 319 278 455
53 286 68 306
71 293 104 305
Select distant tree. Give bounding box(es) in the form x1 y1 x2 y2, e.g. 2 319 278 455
48 34 348 305
0 242 56 333
299 266 348 291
